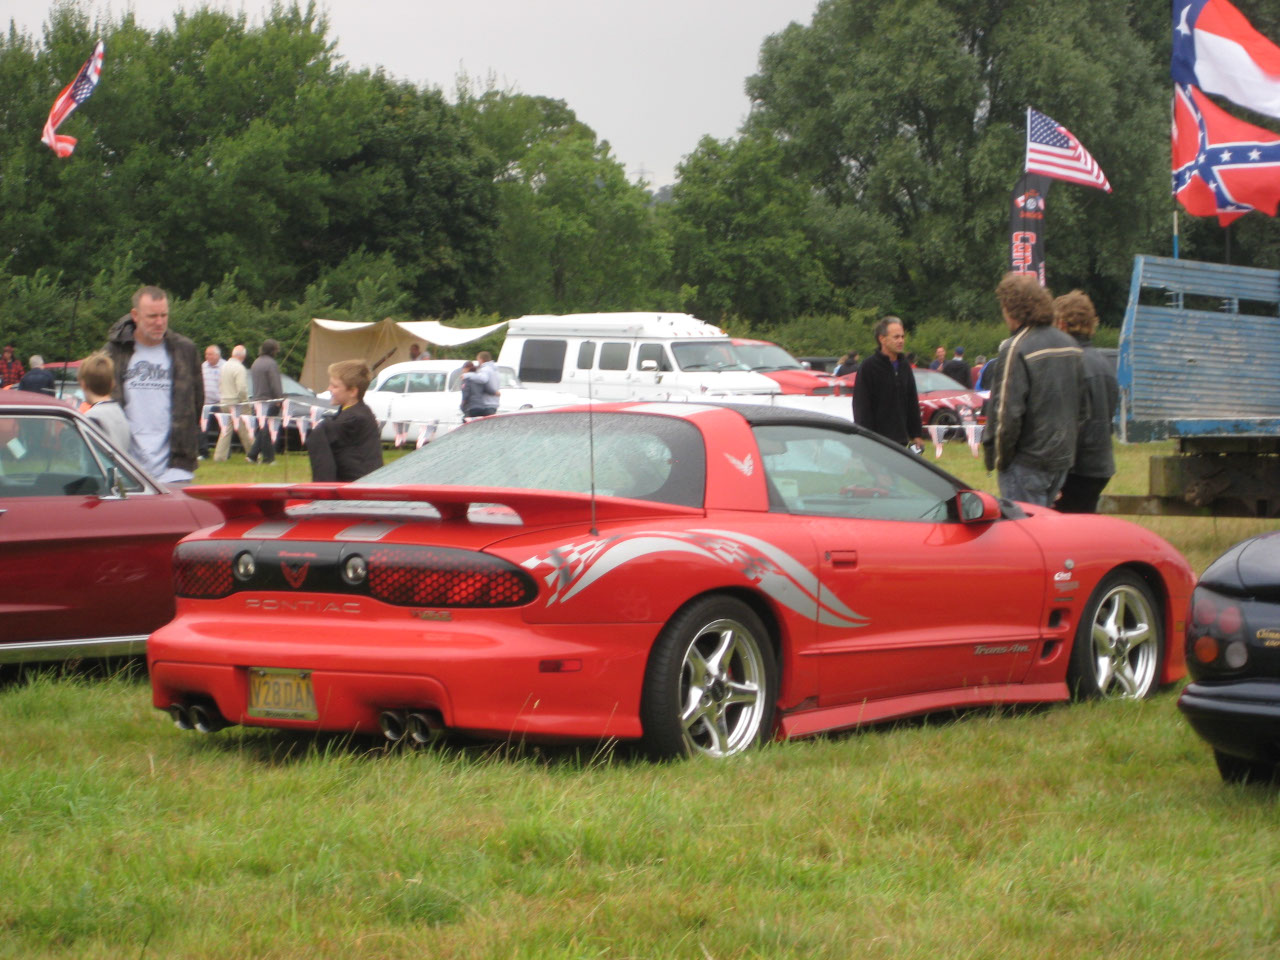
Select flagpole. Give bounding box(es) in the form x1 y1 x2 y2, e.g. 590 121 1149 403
63 286 82 378
1173 209 1179 259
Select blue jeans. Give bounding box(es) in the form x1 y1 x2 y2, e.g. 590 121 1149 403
998 461 1069 507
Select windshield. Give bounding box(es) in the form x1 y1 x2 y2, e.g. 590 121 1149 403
670 341 750 372
913 369 969 393
733 342 803 372
360 412 706 507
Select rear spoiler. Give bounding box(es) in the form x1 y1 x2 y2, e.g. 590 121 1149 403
184 483 703 526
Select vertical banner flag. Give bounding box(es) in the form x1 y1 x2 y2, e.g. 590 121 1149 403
1172 82 1280 225
1009 173 1054 285
1025 108 1112 192
1173 0 1280 120
41 41 105 157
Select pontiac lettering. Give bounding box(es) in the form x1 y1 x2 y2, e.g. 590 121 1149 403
245 598 361 614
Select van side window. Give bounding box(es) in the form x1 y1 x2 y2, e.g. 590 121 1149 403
599 342 630 371
519 340 567 383
636 343 672 371
577 342 596 370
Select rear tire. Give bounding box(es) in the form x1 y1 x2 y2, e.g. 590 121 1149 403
1068 571 1162 700
640 596 777 759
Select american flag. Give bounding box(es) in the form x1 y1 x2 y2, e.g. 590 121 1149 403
41 41 105 158
1025 107 1111 193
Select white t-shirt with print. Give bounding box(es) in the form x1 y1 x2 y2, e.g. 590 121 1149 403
123 341 193 484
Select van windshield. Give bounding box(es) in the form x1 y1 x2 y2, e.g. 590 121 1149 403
670 341 750 372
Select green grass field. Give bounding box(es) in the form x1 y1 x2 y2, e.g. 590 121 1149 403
3 440 1278 958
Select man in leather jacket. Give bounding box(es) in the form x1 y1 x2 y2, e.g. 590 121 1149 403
982 274 1084 506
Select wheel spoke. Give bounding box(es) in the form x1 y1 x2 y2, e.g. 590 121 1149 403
1113 659 1139 696
704 627 736 677
1095 655 1115 693
724 680 759 706
685 646 711 687
681 696 711 731
1092 616 1118 656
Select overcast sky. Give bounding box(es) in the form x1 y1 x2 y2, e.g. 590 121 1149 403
4 0 821 187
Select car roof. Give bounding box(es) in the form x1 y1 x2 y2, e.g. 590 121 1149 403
546 399 855 430
375 360 479 378
0 389 78 410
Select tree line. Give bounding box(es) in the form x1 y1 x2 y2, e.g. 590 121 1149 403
0 0 1274 372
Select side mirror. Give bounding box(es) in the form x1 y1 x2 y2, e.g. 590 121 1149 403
957 489 999 523
639 360 658 372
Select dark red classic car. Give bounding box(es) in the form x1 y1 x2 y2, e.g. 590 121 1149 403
0 391 223 662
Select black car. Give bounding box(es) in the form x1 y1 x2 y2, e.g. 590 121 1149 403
1179 531 1280 783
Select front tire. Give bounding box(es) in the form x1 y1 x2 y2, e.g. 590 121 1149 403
929 408 962 442
1214 749 1278 784
640 596 777 759
1068 571 1162 700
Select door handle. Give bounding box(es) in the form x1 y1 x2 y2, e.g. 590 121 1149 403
826 549 858 567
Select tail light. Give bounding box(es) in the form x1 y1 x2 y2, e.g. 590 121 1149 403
173 540 536 607
173 542 239 599
366 546 535 607
1188 588 1248 671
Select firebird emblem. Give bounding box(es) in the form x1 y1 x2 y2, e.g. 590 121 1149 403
725 452 754 476
281 561 310 589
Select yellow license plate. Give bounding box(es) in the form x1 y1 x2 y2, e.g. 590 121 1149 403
247 668 318 721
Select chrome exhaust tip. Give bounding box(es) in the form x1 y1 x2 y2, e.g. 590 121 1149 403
188 703 228 734
407 710 445 745
378 710 407 742
169 704 193 731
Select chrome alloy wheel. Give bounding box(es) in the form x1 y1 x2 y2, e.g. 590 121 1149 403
679 617 768 757
1088 582 1159 698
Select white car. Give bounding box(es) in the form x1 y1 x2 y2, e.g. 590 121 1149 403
363 360 583 443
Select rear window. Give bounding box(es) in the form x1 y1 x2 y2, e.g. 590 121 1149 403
361 412 706 507
518 340 567 383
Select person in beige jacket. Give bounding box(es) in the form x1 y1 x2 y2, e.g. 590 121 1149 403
213 344 256 461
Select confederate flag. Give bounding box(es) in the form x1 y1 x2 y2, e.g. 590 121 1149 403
1172 82 1280 226
41 41 104 158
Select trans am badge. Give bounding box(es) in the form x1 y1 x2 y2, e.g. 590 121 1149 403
522 528 868 628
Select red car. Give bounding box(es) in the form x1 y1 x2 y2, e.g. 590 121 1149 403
1 391 223 663
151 403 1193 757
834 367 986 437
730 338 842 395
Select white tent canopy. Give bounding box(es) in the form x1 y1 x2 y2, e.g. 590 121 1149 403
299 317 509 391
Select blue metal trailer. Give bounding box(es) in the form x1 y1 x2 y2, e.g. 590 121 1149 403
1106 255 1280 516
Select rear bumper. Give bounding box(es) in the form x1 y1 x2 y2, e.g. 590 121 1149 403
1178 679 1280 763
148 611 655 741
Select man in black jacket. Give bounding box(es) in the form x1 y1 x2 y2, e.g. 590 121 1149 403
1052 290 1118 513
852 316 924 449
983 274 1084 506
308 359 383 482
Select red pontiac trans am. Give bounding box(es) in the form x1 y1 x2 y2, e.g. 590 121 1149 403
151 403 1194 758
1 391 223 663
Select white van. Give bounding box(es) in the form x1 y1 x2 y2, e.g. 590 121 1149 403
496 313 781 401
